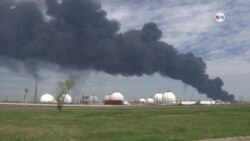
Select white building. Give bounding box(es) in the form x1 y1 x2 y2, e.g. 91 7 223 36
199 100 215 105
180 101 196 105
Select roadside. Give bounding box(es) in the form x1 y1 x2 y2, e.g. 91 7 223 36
197 136 250 141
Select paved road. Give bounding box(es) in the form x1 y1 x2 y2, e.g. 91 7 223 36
197 136 250 141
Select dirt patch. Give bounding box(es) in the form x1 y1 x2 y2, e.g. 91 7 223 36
197 136 250 141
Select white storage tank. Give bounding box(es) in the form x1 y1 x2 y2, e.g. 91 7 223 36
163 91 176 105
199 100 215 105
109 92 124 101
146 98 154 105
124 101 130 105
62 94 72 104
181 101 196 105
154 93 163 104
139 98 146 104
40 93 56 103
104 92 124 105
88 95 100 103
104 94 110 101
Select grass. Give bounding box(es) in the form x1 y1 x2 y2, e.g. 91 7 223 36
0 105 250 141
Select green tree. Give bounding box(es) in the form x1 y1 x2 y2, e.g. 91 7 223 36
56 80 74 111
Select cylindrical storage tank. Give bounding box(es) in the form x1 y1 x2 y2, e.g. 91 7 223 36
153 93 163 104
103 94 110 105
199 101 215 105
124 101 130 105
181 101 196 105
63 94 72 104
146 98 154 105
40 93 56 103
163 91 176 105
139 98 146 104
104 92 124 105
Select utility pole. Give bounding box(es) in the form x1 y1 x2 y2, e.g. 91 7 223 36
34 80 38 103
24 88 29 108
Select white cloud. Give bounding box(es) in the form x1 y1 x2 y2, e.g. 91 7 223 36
101 1 220 49
207 55 250 77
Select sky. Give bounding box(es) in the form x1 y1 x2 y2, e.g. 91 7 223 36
0 0 249 102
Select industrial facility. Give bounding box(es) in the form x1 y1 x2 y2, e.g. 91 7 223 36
34 90 226 106
18 80 225 106
139 91 177 105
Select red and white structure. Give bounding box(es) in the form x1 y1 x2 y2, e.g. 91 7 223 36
104 92 124 105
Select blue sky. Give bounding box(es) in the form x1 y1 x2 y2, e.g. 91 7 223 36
0 0 249 102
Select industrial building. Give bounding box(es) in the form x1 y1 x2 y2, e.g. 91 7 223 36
180 101 197 105
81 95 100 104
179 100 217 106
199 100 216 105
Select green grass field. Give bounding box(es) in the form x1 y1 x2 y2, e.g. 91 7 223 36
0 105 250 141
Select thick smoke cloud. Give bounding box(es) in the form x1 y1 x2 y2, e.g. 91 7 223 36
0 0 234 101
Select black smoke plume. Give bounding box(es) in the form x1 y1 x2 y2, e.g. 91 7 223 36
0 0 234 101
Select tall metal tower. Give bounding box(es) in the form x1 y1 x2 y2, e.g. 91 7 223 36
34 80 38 103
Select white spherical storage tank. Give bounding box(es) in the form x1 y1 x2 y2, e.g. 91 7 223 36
88 95 100 103
146 98 154 105
163 91 176 105
40 93 56 103
139 98 146 104
154 93 163 104
104 94 110 101
62 94 72 104
109 92 124 101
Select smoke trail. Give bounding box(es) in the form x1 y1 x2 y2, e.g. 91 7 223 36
0 0 234 101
